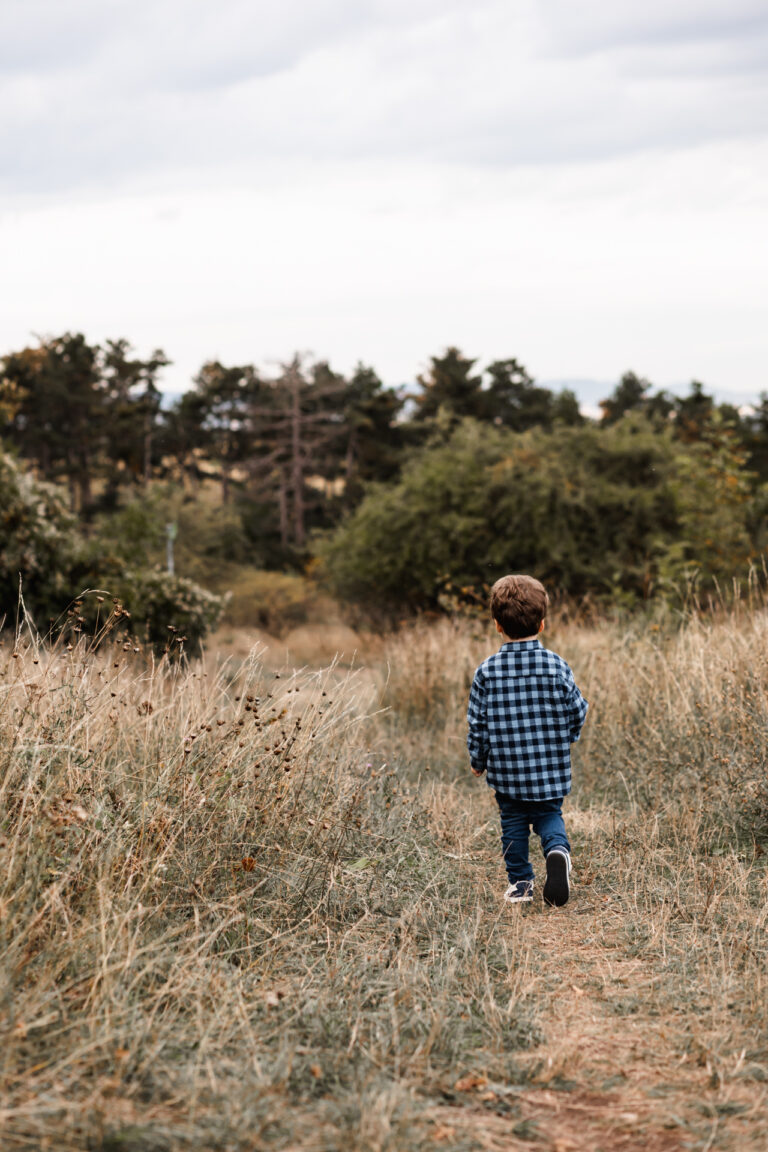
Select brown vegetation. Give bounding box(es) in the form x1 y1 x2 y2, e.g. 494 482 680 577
1 609 767 1150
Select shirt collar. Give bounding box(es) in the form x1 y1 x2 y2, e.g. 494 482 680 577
501 638 542 650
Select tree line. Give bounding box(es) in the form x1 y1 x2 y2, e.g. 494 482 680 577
2 332 768 613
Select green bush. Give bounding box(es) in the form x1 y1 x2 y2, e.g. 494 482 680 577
113 568 226 656
0 450 225 654
318 420 669 611
0 450 82 624
318 417 759 613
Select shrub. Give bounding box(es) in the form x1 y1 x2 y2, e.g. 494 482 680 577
318 419 682 612
114 568 226 656
0 450 82 624
217 568 323 633
319 417 760 615
0 450 225 654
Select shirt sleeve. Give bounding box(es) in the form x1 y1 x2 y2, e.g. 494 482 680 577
561 664 588 742
467 668 489 773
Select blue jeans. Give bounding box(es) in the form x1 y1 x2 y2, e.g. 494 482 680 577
495 793 570 884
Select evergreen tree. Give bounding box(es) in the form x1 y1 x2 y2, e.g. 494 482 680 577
600 371 651 424
188 360 260 503
744 393 768 481
340 364 405 499
1 333 169 510
481 358 555 430
673 380 714 442
411 348 484 425
551 388 584 426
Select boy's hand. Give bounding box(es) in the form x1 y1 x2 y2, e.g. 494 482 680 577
471 767 485 777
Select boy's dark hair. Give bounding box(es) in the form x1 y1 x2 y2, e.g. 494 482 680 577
490 574 549 639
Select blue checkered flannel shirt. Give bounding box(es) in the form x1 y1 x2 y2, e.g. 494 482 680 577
467 639 588 801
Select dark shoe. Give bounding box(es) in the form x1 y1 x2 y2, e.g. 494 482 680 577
543 849 571 907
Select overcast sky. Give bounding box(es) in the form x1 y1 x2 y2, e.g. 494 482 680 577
2 0 767 402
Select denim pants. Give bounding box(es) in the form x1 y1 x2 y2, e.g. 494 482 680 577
495 793 570 884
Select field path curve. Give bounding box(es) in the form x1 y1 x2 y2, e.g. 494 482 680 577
421 804 768 1152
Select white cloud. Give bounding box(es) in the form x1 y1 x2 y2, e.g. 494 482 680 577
2 139 766 397
536 0 768 56
1 0 766 399
2 0 768 192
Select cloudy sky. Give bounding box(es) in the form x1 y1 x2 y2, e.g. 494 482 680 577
2 0 767 403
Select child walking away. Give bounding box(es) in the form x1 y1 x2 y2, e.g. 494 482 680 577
467 575 588 907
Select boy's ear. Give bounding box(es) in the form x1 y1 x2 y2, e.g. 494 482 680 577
538 619 545 633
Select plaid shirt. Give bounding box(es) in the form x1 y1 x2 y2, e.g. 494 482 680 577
467 639 588 801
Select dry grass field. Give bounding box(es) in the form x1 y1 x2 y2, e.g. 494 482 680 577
1 606 767 1151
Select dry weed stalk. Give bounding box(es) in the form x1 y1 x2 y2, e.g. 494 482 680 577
2 606 767 1149
0 628 537 1150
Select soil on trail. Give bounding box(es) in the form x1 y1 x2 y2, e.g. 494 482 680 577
422 841 768 1152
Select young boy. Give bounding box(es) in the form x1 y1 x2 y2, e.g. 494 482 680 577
467 574 588 906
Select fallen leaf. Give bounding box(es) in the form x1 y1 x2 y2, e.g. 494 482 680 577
454 1072 488 1092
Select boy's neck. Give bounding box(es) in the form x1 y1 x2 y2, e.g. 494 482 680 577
495 619 545 643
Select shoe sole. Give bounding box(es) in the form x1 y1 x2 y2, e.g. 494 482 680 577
504 894 533 904
543 851 570 907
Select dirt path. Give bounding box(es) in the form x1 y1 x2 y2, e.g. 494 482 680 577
422 830 768 1152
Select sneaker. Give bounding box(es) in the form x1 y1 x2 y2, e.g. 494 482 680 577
543 849 571 907
504 880 534 904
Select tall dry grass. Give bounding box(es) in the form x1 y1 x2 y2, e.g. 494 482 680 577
0 628 538 1151
2 605 768 1149
567 605 768 840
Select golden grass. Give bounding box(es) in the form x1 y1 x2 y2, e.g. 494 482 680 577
1 609 767 1150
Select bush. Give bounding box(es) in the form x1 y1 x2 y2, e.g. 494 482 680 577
0 450 225 654
217 568 323 633
114 568 226 656
0 450 82 624
318 417 760 614
318 419 681 612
